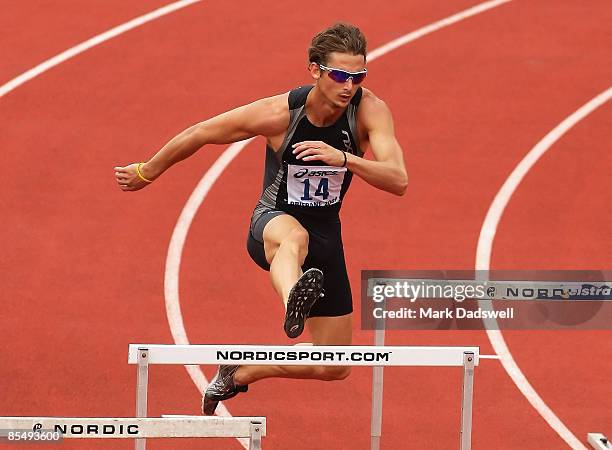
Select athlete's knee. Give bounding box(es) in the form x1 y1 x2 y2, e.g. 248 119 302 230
318 366 351 381
286 226 309 246
282 227 309 255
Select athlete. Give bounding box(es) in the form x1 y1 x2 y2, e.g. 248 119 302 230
114 23 407 415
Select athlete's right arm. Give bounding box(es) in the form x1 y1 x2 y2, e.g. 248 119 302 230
114 94 288 191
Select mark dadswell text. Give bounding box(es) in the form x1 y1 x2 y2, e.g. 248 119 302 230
373 307 514 320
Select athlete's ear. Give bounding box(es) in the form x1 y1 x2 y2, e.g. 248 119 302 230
308 62 321 80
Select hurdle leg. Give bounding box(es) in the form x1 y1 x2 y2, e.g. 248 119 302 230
249 421 264 449
588 433 611 449
136 348 149 450
460 352 475 450
371 328 386 450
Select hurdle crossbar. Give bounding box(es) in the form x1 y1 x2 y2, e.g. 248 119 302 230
128 344 480 366
0 416 265 439
130 344 479 450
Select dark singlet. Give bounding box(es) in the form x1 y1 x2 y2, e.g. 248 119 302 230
253 85 364 222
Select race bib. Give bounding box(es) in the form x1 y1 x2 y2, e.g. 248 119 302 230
286 164 347 207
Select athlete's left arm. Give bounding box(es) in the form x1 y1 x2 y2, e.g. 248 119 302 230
349 97 407 196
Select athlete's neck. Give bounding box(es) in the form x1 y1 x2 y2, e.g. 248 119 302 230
305 86 346 127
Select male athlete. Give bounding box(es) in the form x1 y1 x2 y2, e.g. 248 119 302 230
114 23 407 415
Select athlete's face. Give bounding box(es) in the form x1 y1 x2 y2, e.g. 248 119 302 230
311 52 366 108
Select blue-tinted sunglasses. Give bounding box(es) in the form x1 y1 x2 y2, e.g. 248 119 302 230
318 64 367 84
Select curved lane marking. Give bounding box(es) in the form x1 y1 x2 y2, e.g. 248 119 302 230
0 0 202 98
164 140 254 437
476 86 611 450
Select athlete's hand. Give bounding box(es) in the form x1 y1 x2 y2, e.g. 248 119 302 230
113 163 153 191
292 141 346 167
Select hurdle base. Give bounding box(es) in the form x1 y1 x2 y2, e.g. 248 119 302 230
371 435 381 450
588 433 611 450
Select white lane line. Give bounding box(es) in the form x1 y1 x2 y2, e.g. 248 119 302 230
163 1 512 447
164 139 254 448
476 86 612 450
0 0 202 98
368 0 511 61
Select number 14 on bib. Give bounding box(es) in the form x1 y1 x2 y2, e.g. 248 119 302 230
287 165 347 207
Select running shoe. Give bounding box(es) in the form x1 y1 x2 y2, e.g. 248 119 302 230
284 268 324 338
202 365 248 415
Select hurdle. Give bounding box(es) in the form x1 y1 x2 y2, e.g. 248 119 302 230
0 345 267 449
589 433 612 449
0 416 264 443
128 343 480 449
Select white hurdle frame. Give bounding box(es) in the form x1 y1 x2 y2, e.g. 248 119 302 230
0 347 265 449
0 416 265 440
131 347 265 450
128 343 479 450
588 433 612 450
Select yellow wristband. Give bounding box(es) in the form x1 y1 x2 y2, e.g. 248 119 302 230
136 163 153 183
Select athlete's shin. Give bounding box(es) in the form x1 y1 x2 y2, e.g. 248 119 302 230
269 228 309 304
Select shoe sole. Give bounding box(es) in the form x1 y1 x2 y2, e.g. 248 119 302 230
284 268 324 338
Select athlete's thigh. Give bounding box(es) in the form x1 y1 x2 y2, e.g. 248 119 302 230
262 214 307 260
306 314 352 345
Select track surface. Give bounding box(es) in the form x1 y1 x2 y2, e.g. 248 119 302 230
1 1 611 449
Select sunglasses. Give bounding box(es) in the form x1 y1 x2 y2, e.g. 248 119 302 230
318 64 367 84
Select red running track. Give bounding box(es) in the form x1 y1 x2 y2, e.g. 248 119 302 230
1 1 611 448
